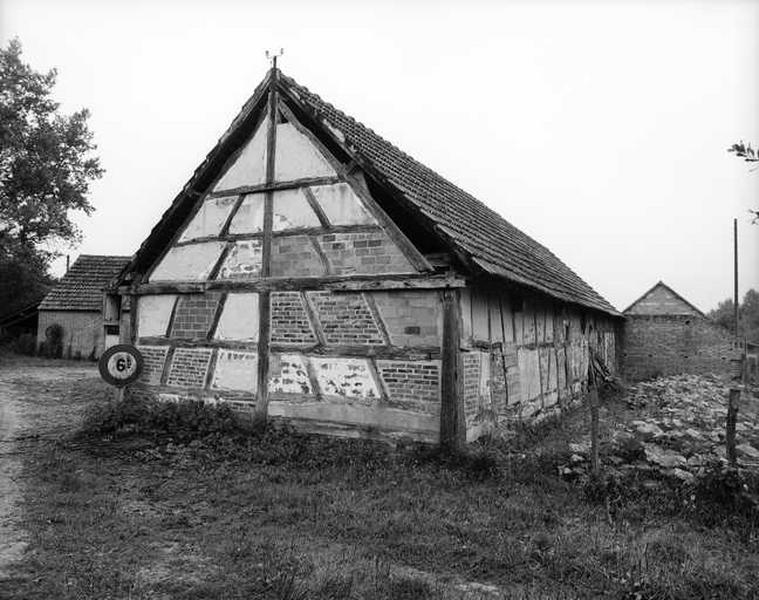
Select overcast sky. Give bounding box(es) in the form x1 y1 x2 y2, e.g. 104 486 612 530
2 0 757 312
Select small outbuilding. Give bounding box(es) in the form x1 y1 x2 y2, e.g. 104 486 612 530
622 281 740 381
37 254 131 359
112 67 621 445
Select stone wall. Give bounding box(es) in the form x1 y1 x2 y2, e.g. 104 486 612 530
623 315 739 381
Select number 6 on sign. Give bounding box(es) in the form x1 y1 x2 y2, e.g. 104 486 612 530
98 344 144 388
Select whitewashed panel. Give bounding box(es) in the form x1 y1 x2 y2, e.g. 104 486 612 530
269 354 313 394
149 242 226 282
213 121 268 191
211 349 258 392
274 123 336 181
310 182 375 226
311 357 379 402
217 240 262 280
228 192 265 235
272 188 320 231
214 293 259 341
137 295 177 337
179 196 237 242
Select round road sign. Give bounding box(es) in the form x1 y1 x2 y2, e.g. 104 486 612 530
98 344 144 387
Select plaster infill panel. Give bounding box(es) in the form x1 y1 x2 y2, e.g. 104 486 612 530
228 193 265 235
214 293 259 342
211 349 258 393
149 242 226 282
310 357 380 404
217 240 263 280
309 182 376 226
213 120 268 191
274 123 336 182
179 195 237 242
269 353 313 395
137 295 177 338
272 188 321 231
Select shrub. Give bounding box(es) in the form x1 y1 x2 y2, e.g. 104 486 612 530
81 394 245 440
43 323 63 358
692 462 759 527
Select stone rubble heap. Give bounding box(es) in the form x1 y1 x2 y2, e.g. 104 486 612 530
561 374 759 482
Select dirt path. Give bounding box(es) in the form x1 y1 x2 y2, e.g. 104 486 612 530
0 359 99 579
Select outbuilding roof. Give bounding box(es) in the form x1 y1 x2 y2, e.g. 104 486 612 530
121 69 619 316
39 255 131 312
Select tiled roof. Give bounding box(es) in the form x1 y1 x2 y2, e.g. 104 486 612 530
281 74 619 316
39 255 132 311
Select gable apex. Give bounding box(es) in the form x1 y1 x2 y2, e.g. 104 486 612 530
623 281 705 316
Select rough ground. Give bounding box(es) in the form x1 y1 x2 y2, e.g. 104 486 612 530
0 356 98 579
560 374 759 483
1 358 758 599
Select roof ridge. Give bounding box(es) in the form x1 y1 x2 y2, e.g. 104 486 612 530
280 74 427 171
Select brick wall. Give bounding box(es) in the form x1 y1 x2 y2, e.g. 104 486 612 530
136 345 170 385
270 235 326 277
623 315 738 381
37 310 103 359
271 292 317 345
308 291 384 345
371 291 441 347
377 359 440 412
317 230 414 275
170 293 221 339
167 347 213 388
462 352 482 425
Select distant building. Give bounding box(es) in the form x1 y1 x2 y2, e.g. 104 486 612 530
37 255 131 359
622 281 739 381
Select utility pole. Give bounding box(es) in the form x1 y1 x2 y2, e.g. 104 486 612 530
734 218 739 339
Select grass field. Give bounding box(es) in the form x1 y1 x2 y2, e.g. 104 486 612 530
3 369 759 599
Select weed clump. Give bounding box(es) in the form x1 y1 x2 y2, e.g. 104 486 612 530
80 394 244 440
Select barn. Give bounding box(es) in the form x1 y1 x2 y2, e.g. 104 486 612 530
37 254 131 360
111 67 621 445
622 281 740 381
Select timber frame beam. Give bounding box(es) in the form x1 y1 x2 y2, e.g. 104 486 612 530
120 274 467 296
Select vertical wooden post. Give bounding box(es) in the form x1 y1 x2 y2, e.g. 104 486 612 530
255 66 279 422
726 387 740 467
129 292 139 345
734 218 739 339
440 288 465 451
589 385 600 477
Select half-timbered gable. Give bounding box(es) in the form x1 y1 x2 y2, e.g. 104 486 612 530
113 67 621 446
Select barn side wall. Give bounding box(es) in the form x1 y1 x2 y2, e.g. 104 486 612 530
37 310 103 359
460 285 619 442
622 315 739 382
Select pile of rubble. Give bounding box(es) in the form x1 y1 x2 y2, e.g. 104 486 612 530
561 374 759 483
